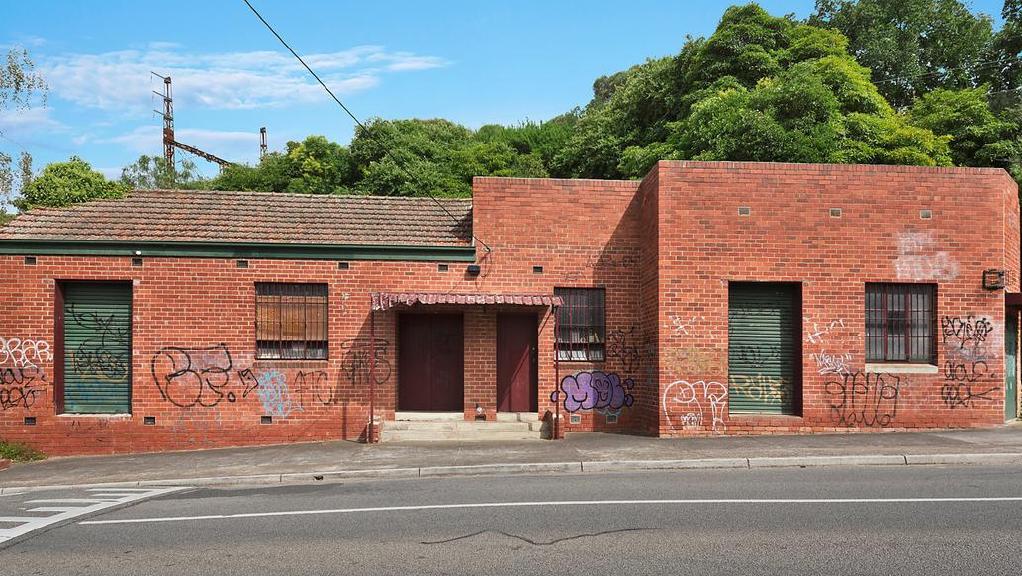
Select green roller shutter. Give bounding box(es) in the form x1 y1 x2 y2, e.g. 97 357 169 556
728 283 799 415
63 282 132 414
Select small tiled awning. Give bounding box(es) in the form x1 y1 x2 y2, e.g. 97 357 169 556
371 292 563 311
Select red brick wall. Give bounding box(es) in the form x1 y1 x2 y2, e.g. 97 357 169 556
470 177 645 434
1 161 1016 455
653 161 1019 436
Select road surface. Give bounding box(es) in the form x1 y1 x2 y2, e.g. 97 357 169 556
2 464 1021 575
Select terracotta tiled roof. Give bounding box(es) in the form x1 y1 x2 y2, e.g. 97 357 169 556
0 189 473 246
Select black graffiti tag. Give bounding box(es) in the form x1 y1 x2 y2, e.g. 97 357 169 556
68 304 130 382
0 366 48 410
824 371 902 427
607 327 640 373
151 344 241 408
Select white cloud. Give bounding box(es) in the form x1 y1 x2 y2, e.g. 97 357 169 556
100 126 263 165
42 44 449 113
0 107 65 134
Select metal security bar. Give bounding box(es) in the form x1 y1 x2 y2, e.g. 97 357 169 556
554 287 605 361
255 283 328 360
865 283 936 363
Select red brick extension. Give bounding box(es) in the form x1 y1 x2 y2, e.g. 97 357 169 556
0 161 1018 455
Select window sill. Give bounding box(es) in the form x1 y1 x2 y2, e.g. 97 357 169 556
864 363 938 374
57 413 131 418
253 359 329 368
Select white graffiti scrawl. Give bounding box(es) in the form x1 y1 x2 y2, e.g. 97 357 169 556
0 338 52 368
663 380 728 433
894 231 959 282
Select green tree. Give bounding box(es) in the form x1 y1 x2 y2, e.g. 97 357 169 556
811 0 995 108
908 86 1021 172
1 47 47 223
16 157 127 210
120 155 201 189
983 0 1022 110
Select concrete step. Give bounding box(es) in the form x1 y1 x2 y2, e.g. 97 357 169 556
381 429 542 442
495 412 540 423
393 411 463 422
380 417 544 442
386 420 536 432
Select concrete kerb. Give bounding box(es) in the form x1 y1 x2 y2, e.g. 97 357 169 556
3 452 1022 494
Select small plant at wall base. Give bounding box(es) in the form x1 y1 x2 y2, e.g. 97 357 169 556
0 440 46 462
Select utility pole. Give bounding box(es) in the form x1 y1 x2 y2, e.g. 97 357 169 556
260 127 267 159
153 73 175 174
151 72 235 179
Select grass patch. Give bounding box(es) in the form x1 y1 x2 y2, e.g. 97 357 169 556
0 440 46 462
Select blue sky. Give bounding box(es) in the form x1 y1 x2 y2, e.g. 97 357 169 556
0 0 1007 181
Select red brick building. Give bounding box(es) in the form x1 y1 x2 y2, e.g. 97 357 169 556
0 161 1018 455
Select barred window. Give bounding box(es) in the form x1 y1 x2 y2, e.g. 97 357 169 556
865 283 935 363
256 283 328 360
555 288 605 362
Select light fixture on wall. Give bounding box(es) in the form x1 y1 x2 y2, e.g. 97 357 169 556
466 264 481 277
983 269 1006 290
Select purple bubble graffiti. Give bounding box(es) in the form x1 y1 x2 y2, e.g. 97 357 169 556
551 371 635 414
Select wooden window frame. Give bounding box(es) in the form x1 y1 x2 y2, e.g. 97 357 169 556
865 283 936 364
255 283 329 360
554 287 606 362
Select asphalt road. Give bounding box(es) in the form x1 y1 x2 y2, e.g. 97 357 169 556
2 465 1021 575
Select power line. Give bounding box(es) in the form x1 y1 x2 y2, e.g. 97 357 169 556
241 0 490 253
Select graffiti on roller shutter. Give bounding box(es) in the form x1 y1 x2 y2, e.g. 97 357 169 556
728 374 791 405
940 315 998 409
67 306 130 383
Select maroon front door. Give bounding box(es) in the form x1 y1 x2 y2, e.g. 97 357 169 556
398 314 464 411
497 313 538 412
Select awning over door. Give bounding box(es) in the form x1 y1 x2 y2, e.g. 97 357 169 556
371 292 563 311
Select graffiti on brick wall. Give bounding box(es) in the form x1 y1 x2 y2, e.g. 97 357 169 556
67 306 130 383
0 366 48 410
810 351 853 375
152 344 249 408
806 319 844 345
670 315 704 337
551 371 634 416
341 338 391 387
662 379 727 432
941 316 994 352
0 337 52 368
894 232 959 282
824 371 902 427
252 369 302 418
940 315 998 409
728 374 791 406
607 327 640 373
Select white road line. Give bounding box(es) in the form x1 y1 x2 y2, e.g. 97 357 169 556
24 499 115 505
78 496 1022 526
0 487 186 544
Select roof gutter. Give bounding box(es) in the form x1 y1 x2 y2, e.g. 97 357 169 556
0 239 477 262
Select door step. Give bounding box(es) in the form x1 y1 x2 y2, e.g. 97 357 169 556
394 411 464 422
381 416 543 442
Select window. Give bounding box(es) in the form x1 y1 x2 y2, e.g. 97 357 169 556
865 283 935 363
256 283 328 360
554 287 605 361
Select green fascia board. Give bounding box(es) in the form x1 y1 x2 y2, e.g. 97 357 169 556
0 239 478 262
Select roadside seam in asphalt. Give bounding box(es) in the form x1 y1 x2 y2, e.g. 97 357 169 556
3 452 1021 494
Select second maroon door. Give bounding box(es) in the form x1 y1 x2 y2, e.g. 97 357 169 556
398 314 464 411
497 314 538 412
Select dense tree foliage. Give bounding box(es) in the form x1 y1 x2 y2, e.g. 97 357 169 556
14 0 1019 206
120 155 201 190
811 0 995 108
17 157 127 209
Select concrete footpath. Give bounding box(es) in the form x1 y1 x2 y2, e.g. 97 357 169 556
3 425 1022 492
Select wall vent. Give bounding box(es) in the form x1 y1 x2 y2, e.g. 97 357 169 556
738 206 751 216
236 260 249 269
24 256 36 265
